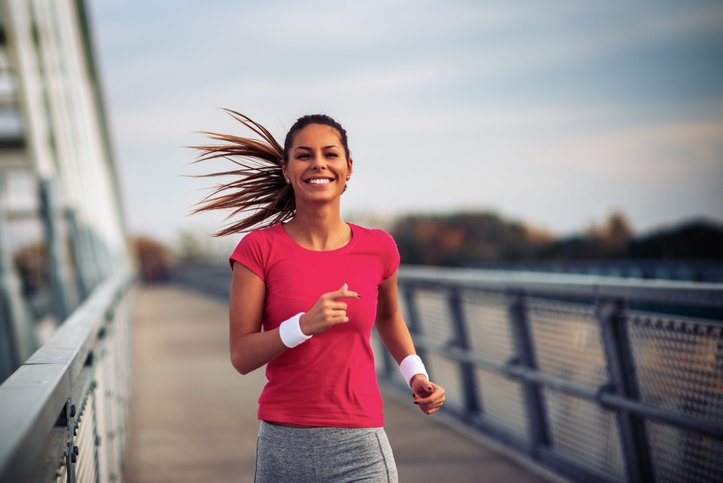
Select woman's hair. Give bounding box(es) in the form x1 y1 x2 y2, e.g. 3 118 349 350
282 113 350 162
190 110 350 236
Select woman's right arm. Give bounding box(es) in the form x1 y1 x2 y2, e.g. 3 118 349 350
229 262 359 374
229 262 286 375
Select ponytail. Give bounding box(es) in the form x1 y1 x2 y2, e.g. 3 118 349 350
190 109 295 236
191 110 351 236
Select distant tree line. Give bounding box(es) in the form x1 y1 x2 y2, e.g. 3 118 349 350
390 211 723 266
17 211 716 289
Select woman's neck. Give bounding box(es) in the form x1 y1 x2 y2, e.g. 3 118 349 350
284 206 350 251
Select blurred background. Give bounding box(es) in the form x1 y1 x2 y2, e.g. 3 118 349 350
1 1 722 482
95 0 723 271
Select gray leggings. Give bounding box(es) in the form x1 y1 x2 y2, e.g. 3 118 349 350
255 421 398 482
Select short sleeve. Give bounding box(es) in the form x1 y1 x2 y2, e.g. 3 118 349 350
380 230 400 280
229 231 266 280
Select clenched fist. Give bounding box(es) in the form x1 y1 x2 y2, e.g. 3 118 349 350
299 283 360 336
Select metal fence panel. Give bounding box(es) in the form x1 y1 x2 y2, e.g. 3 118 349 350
543 388 626 480
390 267 723 483
76 390 98 483
528 299 608 389
426 352 466 409
411 289 466 409
475 367 529 441
646 420 723 483
627 313 723 423
461 290 514 363
413 289 456 344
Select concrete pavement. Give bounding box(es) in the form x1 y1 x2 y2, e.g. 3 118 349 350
123 285 554 483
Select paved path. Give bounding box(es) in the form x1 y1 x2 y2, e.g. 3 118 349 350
124 286 554 483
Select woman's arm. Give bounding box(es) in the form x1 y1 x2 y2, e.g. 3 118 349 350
229 263 286 375
229 263 360 375
374 272 415 364
375 272 446 414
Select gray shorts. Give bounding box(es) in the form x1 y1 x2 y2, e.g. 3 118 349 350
255 421 398 482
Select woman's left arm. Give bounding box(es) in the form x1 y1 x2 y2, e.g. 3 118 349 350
375 272 446 415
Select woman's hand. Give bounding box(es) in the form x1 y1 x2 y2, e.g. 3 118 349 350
299 283 360 336
411 375 446 415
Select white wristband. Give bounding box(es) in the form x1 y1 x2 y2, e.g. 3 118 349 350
399 354 429 388
278 313 312 348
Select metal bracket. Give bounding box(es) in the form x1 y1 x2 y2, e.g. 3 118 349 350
594 382 616 409
63 398 78 483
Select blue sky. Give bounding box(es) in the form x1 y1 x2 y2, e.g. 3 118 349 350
87 0 723 245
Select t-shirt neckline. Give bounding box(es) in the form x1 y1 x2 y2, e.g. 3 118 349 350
277 222 356 254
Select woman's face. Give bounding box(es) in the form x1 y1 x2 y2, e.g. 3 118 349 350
282 123 352 204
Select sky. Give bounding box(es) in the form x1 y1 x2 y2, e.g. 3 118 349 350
87 0 723 246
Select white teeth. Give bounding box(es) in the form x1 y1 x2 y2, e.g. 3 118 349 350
307 178 331 184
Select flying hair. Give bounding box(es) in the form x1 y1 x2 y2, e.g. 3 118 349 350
189 110 350 236
189 109 292 236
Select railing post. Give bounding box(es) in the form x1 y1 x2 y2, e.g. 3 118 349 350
597 297 653 483
446 286 480 417
39 178 73 320
0 175 36 381
65 209 91 301
507 290 549 458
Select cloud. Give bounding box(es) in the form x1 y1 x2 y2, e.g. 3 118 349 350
89 0 723 237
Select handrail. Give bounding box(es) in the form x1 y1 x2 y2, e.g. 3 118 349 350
0 268 135 482
398 265 723 308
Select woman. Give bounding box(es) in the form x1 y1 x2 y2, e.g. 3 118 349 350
193 110 446 482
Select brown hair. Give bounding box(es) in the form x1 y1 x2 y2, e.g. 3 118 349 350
190 109 350 236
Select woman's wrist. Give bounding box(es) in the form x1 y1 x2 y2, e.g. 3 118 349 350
399 354 429 388
279 313 312 348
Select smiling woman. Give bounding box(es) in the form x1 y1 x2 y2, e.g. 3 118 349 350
191 110 445 483
281 118 353 215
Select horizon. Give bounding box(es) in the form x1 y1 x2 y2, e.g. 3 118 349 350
132 207 721 257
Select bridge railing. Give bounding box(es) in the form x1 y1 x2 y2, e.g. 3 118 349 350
373 266 723 483
0 269 135 483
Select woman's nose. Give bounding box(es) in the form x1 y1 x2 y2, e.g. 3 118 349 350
311 153 327 169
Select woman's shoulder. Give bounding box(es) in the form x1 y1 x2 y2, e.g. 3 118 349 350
232 224 285 251
349 223 397 246
229 224 286 270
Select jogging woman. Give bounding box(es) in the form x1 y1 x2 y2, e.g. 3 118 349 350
193 111 446 482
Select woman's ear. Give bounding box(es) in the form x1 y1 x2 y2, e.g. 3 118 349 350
347 157 353 177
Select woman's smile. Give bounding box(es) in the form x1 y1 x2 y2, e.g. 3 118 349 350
305 176 334 185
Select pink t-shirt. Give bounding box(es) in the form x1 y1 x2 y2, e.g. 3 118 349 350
229 222 400 428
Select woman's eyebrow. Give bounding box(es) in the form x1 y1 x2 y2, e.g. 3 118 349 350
294 145 339 151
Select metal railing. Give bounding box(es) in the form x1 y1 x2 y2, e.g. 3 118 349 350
466 260 723 283
373 266 723 483
0 269 135 482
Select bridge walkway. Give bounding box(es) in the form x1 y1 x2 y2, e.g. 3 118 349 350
124 285 555 483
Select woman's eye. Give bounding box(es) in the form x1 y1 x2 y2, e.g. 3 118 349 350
296 154 310 159
326 153 338 158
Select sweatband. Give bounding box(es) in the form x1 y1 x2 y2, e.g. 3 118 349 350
279 313 312 348
399 354 429 388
